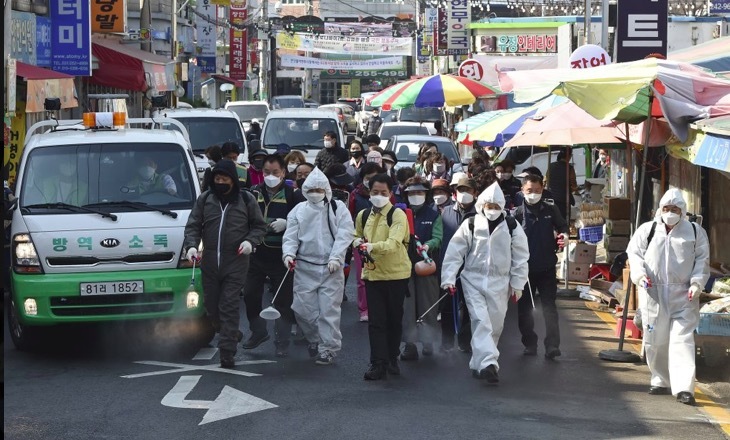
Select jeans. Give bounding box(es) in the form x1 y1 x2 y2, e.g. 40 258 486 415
365 279 408 364
517 269 560 350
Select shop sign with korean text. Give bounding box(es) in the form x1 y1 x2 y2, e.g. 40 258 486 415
616 0 668 62
36 15 52 67
4 104 25 187
710 0 730 14
91 0 126 33
320 69 407 79
196 0 217 73
479 34 557 54
229 0 247 81
435 8 448 55
569 44 611 69
280 55 404 70
276 32 412 56
11 11 37 65
51 0 92 76
324 22 392 37
447 0 470 55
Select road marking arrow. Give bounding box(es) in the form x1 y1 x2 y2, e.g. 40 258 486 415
161 375 278 425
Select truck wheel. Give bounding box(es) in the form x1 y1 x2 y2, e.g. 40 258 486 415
7 297 39 351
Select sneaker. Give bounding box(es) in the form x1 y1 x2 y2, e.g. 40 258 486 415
359 315 369 322
479 364 499 384
220 350 236 369
307 342 319 358
363 363 386 381
400 343 419 361
422 343 434 356
242 332 270 349
387 359 400 376
315 351 335 365
545 347 562 360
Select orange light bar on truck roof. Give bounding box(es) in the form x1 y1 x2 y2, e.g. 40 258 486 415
82 112 126 128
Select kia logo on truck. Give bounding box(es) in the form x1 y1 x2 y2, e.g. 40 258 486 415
100 238 121 248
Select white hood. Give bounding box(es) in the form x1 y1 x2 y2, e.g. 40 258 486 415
475 182 506 215
301 167 333 202
654 187 687 221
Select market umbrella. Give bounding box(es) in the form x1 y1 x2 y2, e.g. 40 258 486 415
669 36 730 78
367 74 501 110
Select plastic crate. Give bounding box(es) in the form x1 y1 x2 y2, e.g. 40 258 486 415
696 313 730 336
579 226 604 244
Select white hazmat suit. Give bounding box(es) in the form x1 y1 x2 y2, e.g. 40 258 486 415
626 188 710 395
441 183 530 372
282 168 355 357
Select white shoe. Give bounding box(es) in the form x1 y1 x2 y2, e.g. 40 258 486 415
359 315 369 322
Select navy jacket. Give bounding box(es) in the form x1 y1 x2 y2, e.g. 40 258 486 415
514 200 569 272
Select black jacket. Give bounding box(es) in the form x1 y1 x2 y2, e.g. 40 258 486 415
514 200 569 272
315 146 349 171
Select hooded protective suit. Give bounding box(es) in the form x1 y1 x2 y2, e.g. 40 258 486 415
282 168 355 356
626 188 710 395
441 183 530 372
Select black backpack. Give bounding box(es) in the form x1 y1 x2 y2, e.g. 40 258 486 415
359 205 412 248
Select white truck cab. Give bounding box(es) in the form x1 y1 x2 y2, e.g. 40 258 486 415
261 109 350 164
7 113 207 350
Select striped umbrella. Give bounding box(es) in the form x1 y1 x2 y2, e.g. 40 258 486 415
367 74 501 110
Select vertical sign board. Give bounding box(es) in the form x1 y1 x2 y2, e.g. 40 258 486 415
36 15 52 67
11 11 37 65
229 0 248 81
447 0 470 56
436 8 449 55
616 0 668 62
7 59 17 115
91 0 127 33
196 0 217 73
51 0 92 76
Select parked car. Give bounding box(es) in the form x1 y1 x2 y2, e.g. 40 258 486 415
336 97 361 113
319 104 358 134
384 134 464 173
397 107 446 136
494 145 587 186
261 109 351 164
304 98 320 109
272 95 305 109
225 100 269 131
377 122 431 148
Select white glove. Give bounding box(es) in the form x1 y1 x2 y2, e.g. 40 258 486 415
688 283 701 301
360 242 373 253
185 247 199 262
512 289 523 301
353 238 364 248
639 276 652 289
238 241 253 255
328 260 341 274
442 284 456 291
270 218 287 233
284 255 295 270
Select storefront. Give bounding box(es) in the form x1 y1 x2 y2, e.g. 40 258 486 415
318 68 407 103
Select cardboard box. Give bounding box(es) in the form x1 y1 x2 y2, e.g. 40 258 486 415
569 242 597 264
605 219 631 236
604 197 631 220
562 262 591 282
603 235 630 252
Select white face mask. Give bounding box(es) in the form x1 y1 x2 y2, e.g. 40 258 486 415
599 154 607 164
456 191 474 205
497 172 512 181
264 175 282 188
524 193 542 205
433 194 448 206
370 195 389 208
139 166 155 180
486 150 497 158
306 192 325 204
661 211 681 226
408 194 426 206
287 163 298 173
433 163 445 174
324 140 334 148
485 209 502 221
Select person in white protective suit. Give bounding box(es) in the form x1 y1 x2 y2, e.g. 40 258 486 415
441 182 529 383
626 188 710 406
282 168 355 366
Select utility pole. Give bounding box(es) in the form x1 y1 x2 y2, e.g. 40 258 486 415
171 0 178 107
304 0 313 100
260 0 269 103
584 0 592 45
601 0 609 51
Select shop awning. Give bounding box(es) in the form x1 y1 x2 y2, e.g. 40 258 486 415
211 75 243 85
668 116 730 172
90 35 176 92
16 62 78 113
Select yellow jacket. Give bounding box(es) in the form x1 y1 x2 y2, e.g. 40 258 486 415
354 203 411 281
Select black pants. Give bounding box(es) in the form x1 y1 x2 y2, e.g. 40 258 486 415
201 254 249 353
440 280 471 349
244 247 295 347
365 279 408 365
517 269 560 350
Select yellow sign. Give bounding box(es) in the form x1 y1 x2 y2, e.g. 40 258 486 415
91 0 127 33
276 32 302 51
341 85 351 99
4 105 26 187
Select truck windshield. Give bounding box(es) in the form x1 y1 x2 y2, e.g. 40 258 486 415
20 143 196 213
228 104 269 122
263 118 340 149
161 117 245 154
399 107 442 122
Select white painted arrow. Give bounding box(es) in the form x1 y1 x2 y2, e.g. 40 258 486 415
161 375 278 425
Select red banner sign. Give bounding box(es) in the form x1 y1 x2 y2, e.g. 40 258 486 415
229 1 248 81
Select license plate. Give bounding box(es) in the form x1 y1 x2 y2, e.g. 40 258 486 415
80 281 144 295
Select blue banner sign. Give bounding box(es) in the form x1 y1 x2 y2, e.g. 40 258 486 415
51 0 92 76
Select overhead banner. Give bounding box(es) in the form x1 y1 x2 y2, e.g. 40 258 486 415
276 32 413 56
229 0 247 81
91 0 126 33
36 15 52 67
11 11 37 65
196 0 217 73
447 0 470 55
479 35 558 54
51 0 92 76
280 55 404 70
324 22 392 37
616 0 668 62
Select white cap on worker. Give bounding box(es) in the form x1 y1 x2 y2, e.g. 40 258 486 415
450 172 467 186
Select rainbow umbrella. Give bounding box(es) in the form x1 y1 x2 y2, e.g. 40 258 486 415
367 74 501 110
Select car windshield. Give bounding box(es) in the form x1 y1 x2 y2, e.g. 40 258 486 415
379 124 430 139
389 140 459 163
20 143 196 212
227 104 268 121
275 97 304 108
263 118 340 149
380 109 398 122
161 117 245 154
399 107 442 122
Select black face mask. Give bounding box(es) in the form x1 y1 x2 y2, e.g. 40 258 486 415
296 178 306 189
252 159 264 169
350 150 362 158
213 183 233 195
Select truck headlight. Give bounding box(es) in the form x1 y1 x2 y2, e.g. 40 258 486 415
13 234 43 273
24 298 38 316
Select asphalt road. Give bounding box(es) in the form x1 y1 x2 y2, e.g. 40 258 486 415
4 281 729 440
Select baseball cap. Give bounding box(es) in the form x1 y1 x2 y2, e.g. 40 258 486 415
450 172 467 186
432 178 452 193
454 176 477 191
